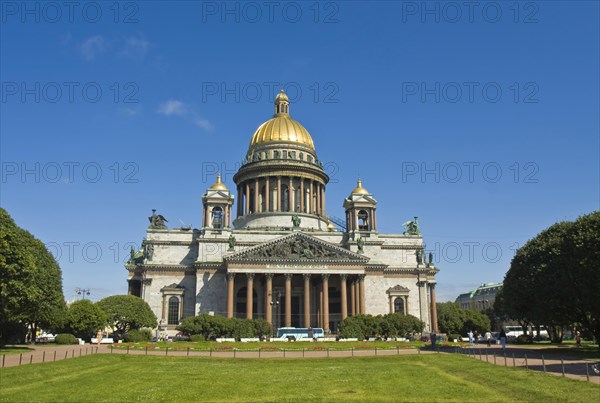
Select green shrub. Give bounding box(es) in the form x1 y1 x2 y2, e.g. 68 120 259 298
55 333 78 344
189 334 205 342
448 334 461 341
124 329 152 343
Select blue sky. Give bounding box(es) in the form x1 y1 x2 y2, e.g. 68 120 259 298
1 1 598 302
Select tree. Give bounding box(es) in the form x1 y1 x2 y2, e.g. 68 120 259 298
462 310 491 335
66 300 107 340
0 208 66 344
97 295 157 338
502 212 600 347
436 302 466 336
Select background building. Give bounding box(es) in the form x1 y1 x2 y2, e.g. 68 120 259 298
455 283 502 311
126 91 440 335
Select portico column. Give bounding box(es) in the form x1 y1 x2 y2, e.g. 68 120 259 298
303 274 311 327
246 273 254 319
430 283 439 332
284 274 292 327
322 274 330 332
277 176 281 211
265 177 270 212
372 209 377 231
265 274 273 324
350 278 356 316
226 273 235 318
359 275 366 314
340 274 348 320
299 178 305 213
245 182 250 215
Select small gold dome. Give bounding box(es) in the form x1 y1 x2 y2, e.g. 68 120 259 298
248 89 315 150
209 174 228 191
351 178 369 195
275 89 289 103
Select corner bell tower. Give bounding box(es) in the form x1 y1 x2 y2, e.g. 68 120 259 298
344 178 378 234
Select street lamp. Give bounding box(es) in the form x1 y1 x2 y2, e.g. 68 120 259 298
269 291 281 336
75 288 90 300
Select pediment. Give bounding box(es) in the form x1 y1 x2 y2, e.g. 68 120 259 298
225 232 369 263
387 285 410 294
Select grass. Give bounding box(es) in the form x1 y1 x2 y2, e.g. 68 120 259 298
111 339 430 351
0 354 597 402
0 347 33 355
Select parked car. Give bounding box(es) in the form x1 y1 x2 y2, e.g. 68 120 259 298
36 333 56 343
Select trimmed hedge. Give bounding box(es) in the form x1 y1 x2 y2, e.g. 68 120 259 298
124 329 153 343
55 333 78 344
189 334 205 342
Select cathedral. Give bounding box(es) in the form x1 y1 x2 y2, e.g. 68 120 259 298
126 90 440 335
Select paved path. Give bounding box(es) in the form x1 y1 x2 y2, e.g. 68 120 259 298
2 344 599 384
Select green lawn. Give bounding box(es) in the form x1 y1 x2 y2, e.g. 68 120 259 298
112 339 430 351
1 354 597 402
0 347 33 355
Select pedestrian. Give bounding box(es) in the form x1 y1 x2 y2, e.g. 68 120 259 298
468 330 474 346
96 330 103 346
485 330 492 347
430 331 437 350
575 331 581 347
499 329 507 351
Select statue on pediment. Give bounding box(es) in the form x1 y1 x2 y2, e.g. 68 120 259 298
403 216 420 235
148 209 168 229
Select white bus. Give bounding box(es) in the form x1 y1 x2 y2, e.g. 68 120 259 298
505 326 549 341
276 327 325 341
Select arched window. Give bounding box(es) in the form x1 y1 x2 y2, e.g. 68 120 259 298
168 297 180 325
394 297 405 315
211 207 223 228
358 210 370 231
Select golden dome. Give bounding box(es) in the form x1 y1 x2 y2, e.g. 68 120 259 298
209 174 228 190
351 178 369 195
248 89 315 150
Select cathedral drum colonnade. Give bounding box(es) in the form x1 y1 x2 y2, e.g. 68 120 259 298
126 90 439 334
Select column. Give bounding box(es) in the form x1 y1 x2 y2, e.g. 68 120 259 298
227 273 235 318
322 274 329 332
237 185 242 216
265 177 270 212
300 178 305 213
203 207 209 228
322 185 326 216
289 177 294 212
372 209 377 231
285 274 292 327
245 182 250 215
316 183 321 215
359 275 366 314
308 181 314 213
317 284 323 327
340 274 348 320
277 176 281 211
350 278 356 316
389 296 394 313
162 295 167 323
246 273 254 319
430 283 439 332
265 274 273 324
254 178 259 213
303 274 311 327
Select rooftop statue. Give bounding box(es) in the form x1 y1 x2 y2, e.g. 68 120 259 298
148 209 168 229
403 216 421 236
228 234 236 251
357 236 365 254
292 214 301 228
